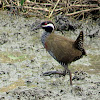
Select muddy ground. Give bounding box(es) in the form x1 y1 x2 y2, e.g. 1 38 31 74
0 11 100 100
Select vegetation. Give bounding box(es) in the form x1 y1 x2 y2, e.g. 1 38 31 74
0 0 100 19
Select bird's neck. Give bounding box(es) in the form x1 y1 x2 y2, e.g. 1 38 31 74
41 31 51 46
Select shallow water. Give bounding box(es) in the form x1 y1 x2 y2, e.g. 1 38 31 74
0 11 100 100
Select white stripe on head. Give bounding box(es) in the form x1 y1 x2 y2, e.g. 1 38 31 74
42 23 54 30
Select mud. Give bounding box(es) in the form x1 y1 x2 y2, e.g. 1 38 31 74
0 11 100 100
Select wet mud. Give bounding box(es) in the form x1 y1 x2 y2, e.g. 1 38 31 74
0 11 100 100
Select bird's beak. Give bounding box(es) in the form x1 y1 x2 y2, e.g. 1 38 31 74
31 24 41 31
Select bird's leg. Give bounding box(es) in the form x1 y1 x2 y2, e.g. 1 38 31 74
64 67 72 85
69 70 72 85
43 66 72 85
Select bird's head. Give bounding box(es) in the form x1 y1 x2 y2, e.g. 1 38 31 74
32 21 55 32
41 21 54 32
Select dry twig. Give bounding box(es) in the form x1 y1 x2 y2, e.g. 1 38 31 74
66 7 100 16
1 0 100 19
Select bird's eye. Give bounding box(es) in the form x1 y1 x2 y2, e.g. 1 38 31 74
44 23 47 25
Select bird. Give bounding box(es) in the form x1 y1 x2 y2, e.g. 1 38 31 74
33 21 86 85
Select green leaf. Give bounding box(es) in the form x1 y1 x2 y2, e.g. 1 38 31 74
21 0 25 6
8 55 25 60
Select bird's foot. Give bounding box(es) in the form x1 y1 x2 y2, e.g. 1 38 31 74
43 71 66 76
43 71 54 76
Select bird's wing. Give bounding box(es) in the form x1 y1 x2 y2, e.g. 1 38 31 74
45 34 82 64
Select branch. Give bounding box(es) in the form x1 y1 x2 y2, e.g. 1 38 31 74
48 0 60 18
70 4 99 8
5 5 49 12
66 7 100 16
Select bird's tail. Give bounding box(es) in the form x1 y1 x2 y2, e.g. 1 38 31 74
74 31 86 55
